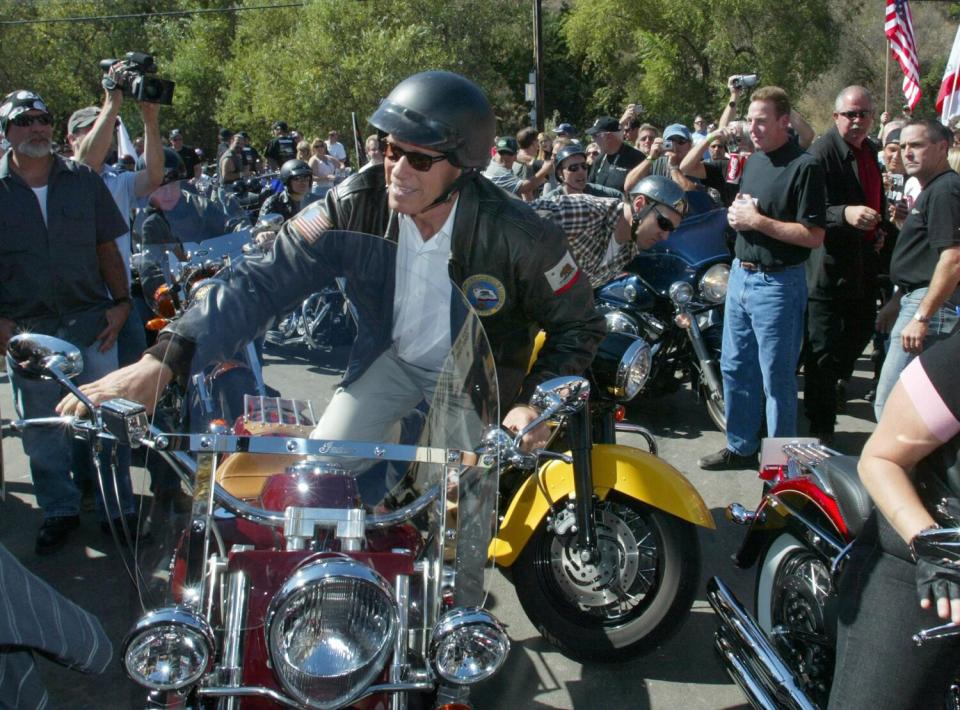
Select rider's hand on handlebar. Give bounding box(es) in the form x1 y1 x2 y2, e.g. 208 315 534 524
916 557 960 624
56 354 174 419
503 405 550 452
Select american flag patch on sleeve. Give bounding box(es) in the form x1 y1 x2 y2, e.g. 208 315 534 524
544 250 580 294
288 203 333 244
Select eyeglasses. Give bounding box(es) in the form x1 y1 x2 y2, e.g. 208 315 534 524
652 205 677 233
586 150 600 157
10 113 53 128
838 110 872 120
563 162 588 173
384 142 447 172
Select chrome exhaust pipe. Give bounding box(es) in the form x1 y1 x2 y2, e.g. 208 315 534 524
706 577 817 710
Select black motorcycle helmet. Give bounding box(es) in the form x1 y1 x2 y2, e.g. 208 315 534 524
280 158 312 188
273 120 288 133
137 147 186 184
368 71 495 169
554 143 587 183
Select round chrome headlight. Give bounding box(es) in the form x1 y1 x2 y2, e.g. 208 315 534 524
623 283 638 302
616 337 652 401
604 310 639 336
430 608 510 685
266 558 397 709
668 281 694 305
122 607 214 691
699 263 730 303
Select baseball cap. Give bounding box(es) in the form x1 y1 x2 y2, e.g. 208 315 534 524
554 122 576 136
0 90 51 133
169 128 182 139
67 106 100 135
237 131 250 140
273 120 288 132
663 123 692 142
218 127 232 140
884 128 902 146
585 116 620 135
495 136 518 154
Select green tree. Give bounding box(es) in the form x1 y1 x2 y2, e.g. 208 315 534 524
562 0 838 126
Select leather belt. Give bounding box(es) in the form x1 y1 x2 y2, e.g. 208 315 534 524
739 261 787 273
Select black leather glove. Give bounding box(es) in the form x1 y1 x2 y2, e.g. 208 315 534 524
915 556 960 608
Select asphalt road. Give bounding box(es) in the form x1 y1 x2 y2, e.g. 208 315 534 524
0 345 878 709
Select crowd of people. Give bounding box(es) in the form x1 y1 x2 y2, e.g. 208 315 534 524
2 60 960 708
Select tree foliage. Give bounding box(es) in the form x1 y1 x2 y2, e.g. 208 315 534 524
1 0 956 161
563 0 838 126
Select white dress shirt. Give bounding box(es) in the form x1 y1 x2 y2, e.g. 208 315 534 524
392 199 458 371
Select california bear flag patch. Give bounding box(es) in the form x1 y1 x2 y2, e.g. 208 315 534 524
544 251 580 294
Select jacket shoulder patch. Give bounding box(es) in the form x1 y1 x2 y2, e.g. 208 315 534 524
544 251 580 294
288 202 332 244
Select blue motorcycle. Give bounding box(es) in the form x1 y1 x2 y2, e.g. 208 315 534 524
595 191 731 431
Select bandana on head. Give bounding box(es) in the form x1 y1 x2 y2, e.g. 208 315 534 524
0 90 50 133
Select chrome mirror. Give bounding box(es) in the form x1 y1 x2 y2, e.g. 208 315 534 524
7 334 84 381
253 212 284 236
529 376 590 417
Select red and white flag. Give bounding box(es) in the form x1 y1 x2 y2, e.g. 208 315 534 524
885 0 922 111
937 25 960 126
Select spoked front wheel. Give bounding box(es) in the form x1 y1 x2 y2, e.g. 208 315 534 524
512 495 699 662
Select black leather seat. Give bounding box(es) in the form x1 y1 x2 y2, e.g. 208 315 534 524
824 455 873 538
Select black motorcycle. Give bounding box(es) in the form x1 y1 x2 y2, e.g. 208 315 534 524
595 191 731 431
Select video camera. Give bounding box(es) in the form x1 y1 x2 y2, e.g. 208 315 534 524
99 52 175 105
730 74 758 91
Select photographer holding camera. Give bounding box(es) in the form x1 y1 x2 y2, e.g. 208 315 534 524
64 57 167 538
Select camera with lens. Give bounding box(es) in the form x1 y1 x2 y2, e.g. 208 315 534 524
730 74 758 91
99 52 175 105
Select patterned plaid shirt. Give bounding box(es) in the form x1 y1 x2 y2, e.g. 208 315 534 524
532 193 633 288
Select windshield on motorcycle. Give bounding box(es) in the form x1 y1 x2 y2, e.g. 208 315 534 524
131 230 500 639
131 184 252 320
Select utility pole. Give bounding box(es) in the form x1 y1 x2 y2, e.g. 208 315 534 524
533 0 545 131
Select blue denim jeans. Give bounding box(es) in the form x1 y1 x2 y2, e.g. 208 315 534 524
872 287 959 421
721 260 807 456
8 342 128 520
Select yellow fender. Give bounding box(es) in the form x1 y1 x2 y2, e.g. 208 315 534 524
490 443 715 566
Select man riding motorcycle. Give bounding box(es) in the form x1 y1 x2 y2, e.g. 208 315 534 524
57 70 605 452
259 158 312 223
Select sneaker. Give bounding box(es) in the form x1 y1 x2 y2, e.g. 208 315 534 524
698 447 758 471
35 515 80 555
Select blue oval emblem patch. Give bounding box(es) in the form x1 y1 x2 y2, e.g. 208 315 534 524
463 274 506 316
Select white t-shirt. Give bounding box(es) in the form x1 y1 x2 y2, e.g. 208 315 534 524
392 200 458 370
30 185 48 226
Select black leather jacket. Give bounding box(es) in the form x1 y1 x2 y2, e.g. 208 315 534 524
152 165 604 409
258 190 302 223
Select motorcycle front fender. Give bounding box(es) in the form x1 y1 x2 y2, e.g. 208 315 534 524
490 443 715 566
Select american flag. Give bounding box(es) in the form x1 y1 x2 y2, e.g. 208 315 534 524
885 0 922 110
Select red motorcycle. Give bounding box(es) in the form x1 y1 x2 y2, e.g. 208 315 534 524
6 231 520 709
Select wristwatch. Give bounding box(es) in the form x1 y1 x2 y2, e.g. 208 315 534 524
913 311 930 323
728 101 737 108
112 296 133 308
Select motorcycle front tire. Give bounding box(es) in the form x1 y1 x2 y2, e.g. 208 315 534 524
512 494 699 662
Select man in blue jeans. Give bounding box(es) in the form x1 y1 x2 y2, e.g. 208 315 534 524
0 90 130 553
872 118 960 419
699 86 826 470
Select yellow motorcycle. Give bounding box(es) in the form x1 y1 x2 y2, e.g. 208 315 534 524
490 332 715 662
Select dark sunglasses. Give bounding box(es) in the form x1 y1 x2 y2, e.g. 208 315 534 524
10 113 53 128
384 142 447 172
838 110 871 120
652 206 676 233
668 137 690 145
586 150 600 156
563 162 588 173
